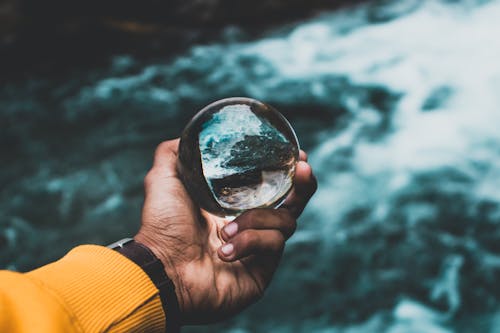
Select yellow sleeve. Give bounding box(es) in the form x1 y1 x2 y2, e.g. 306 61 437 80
0 245 166 333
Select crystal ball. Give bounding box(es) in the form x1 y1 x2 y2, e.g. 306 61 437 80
177 97 299 217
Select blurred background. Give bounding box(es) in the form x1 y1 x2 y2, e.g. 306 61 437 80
2 0 500 332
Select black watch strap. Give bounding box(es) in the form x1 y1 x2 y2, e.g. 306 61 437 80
108 238 181 333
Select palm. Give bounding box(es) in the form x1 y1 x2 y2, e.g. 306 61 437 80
137 139 315 325
141 172 275 323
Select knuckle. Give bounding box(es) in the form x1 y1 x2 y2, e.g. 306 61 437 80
153 140 178 162
277 208 296 230
155 141 170 157
235 211 252 230
158 140 178 154
243 209 258 222
241 209 264 226
144 168 162 188
250 208 266 219
270 232 286 252
254 209 272 225
144 170 155 188
288 218 298 235
278 207 294 221
239 230 258 247
261 207 282 221
268 208 283 219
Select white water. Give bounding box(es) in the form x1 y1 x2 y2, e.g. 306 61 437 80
210 1 500 332
3 0 500 332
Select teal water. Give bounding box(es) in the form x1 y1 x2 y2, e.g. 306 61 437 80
2 1 500 332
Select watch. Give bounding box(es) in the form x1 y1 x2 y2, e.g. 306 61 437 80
108 238 181 332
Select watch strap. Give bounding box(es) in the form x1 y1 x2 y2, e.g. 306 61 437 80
109 238 181 332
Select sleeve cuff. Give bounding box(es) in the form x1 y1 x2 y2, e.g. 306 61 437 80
27 245 165 333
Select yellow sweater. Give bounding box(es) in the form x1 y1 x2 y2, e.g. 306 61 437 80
0 245 166 332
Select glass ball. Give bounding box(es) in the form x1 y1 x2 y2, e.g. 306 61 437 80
177 97 299 217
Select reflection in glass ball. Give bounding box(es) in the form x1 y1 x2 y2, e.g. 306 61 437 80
178 97 299 217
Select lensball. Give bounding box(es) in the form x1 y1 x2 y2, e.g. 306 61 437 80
177 97 299 217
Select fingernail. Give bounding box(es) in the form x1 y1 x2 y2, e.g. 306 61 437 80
221 243 234 256
223 222 238 238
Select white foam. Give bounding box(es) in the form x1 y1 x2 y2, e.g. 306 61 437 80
226 0 500 226
199 104 264 179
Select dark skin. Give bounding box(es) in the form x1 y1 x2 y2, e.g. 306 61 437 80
135 139 317 324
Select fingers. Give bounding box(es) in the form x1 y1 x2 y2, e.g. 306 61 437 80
217 149 316 262
218 208 295 262
218 229 285 262
221 209 296 242
281 160 317 218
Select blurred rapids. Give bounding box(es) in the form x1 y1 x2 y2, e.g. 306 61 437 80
2 0 500 332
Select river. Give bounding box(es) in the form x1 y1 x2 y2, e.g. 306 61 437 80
1 1 500 332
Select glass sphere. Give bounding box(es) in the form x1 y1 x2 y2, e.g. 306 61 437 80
177 97 299 217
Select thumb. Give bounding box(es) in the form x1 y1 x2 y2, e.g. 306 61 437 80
144 139 181 191
143 139 195 209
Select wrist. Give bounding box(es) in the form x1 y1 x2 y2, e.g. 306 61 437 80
134 232 189 322
109 237 182 330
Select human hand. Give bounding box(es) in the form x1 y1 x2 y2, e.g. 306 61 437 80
135 139 317 324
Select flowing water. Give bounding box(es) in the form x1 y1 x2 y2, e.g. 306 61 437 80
2 0 500 332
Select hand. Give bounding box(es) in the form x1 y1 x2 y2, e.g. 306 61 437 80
135 139 317 324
